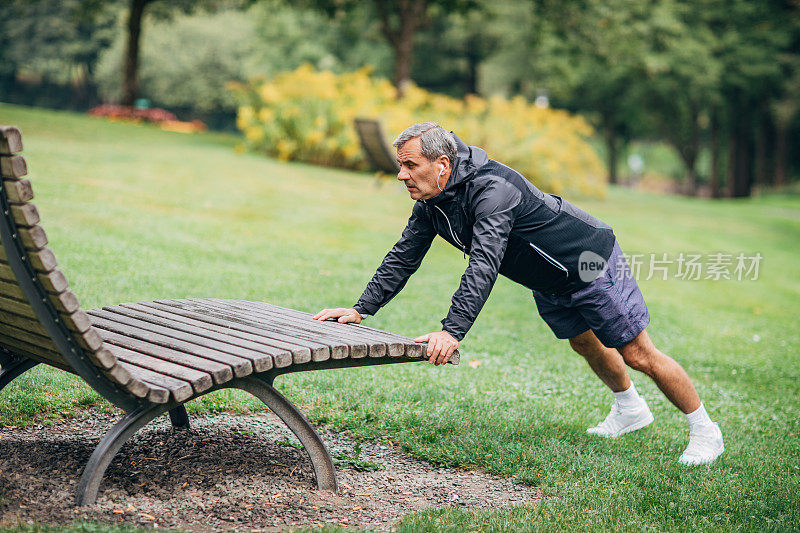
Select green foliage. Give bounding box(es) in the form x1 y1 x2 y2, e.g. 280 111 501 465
232 65 607 196
92 2 392 122
94 7 261 113
0 0 117 97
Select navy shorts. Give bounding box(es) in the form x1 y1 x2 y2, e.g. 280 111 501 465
532 240 650 349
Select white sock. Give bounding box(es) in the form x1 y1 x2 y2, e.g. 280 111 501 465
685 403 713 430
613 382 642 410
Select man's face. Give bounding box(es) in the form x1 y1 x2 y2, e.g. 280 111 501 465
396 137 448 200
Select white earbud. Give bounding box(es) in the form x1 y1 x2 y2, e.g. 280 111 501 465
436 164 445 191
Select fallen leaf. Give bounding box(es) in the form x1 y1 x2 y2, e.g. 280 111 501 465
138 513 156 521
353 506 362 511
126 505 137 512
112 510 124 514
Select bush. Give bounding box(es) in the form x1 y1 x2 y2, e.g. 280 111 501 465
231 65 606 197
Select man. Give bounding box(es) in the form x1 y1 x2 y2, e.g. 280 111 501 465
314 122 724 465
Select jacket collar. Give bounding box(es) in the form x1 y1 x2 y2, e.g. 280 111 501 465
423 132 489 206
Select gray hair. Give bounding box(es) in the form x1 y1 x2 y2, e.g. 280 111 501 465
392 122 457 165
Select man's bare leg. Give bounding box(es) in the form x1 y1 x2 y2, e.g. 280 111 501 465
569 328 723 464
569 329 653 437
568 329 630 392
616 328 700 413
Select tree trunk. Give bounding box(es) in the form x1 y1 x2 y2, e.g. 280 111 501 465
710 109 721 198
603 119 618 185
774 123 787 187
121 0 149 107
394 27 415 98
729 106 754 198
754 96 769 188
374 0 427 99
465 47 479 95
681 105 700 196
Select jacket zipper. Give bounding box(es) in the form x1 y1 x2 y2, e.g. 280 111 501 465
529 242 569 278
433 204 467 256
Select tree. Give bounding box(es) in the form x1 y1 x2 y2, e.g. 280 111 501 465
307 0 476 96
528 0 660 184
79 0 233 106
640 0 722 194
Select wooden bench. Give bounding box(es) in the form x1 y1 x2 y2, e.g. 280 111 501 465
354 118 400 174
0 125 459 505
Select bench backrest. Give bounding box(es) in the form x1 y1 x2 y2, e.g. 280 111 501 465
0 126 147 410
354 118 400 174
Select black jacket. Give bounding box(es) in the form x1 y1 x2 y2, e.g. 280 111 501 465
354 133 616 340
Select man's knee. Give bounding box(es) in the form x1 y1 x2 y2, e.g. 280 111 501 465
569 330 602 356
619 331 657 374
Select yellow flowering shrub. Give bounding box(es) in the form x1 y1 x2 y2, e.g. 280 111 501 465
230 64 606 197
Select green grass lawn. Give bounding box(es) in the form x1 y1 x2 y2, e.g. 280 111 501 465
1 103 798 531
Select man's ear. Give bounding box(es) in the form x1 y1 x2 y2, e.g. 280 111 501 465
439 156 451 171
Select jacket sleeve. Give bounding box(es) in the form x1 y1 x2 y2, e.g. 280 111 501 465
441 180 522 340
353 201 437 316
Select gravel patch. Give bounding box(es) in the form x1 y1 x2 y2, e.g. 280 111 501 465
0 408 541 531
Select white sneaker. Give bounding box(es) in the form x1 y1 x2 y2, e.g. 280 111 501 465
679 422 724 465
587 400 654 438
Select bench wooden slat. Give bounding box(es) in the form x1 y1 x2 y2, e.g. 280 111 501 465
182 299 363 358
96 328 233 385
221 299 400 358
118 303 294 367
0 332 65 366
0 262 69 293
0 332 142 397
3 179 34 203
160 299 341 361
0 278 26 301
0 126 23 155
105 344 214 393
145 301 319 363
215 299 428 359
0 155 27 178
10 203 40 227
0 282 79 314
204 299 379 358
0 322 61 354
233 300 406 356
93 307 275 373
0 246 58 272
18 226 47 249
117 361 192 403
89 313 253 378
0 305 114 369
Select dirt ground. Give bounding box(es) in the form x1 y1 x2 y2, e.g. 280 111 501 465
0 408 541 531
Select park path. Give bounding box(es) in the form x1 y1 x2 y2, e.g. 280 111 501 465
0 408 540 531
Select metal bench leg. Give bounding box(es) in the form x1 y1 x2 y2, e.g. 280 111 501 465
76 403 171 505
168 405 190 429
0 354 38 393
236 376 338 492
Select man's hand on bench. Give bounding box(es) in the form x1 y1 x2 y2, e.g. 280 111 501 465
415 331 459 366
313 308 363 324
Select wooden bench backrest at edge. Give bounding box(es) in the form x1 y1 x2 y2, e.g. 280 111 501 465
0 126 151 410
354 118 400 175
